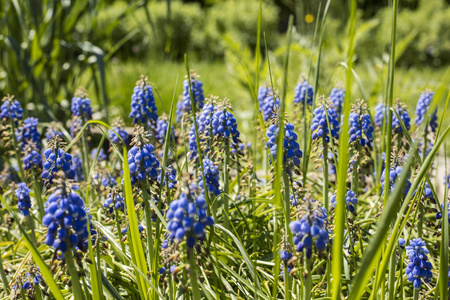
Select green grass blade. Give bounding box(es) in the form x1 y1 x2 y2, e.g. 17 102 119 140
0 195 64 300
439 146 449 299
122 146 150 299
332 0 357 298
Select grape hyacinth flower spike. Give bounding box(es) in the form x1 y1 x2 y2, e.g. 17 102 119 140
258 87 280 121
176 71 205 121
349 100 374 148
41 137 75 184
330 190 358 213
0 95 23 124
109 117 129 145
16 117 41 151
126 125 160 186
166 193 214 248
293 79 314 106
266 116 303 172
289 196 329 259
415 90 438 133
330 87 345 118
129 76 158 128
405 238 433 289
15 183 31 216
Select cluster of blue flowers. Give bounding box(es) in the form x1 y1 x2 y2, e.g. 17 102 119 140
155 118 175 145
15 183 31 216
93 173 117 188
257 87 279 121
45 126 63 141
42 189 90 258
71 153 84 182
166 193 214 248
415 91 438 132
23 148 43 170
266 123 302 167
349 111 374 147
198 158 221 196
311 105 340 142
127 145 160 185
330 190 358 213
374 103 411 134
330 88 345 118
380 165 411 196
104 192 125 214
211 109 240 143
280 250 294 280
13 267 43 292
293 80 314 106
435 203 450 225
289 203 329 258
129 78 158 125
158 167 177 189
16 117 41 151
188 103 215 159
42 147 75 183
176 78 205 121
109 119 129 144
71 93 92 121
91 148 107 161
404 238 433 289
0 96 23 122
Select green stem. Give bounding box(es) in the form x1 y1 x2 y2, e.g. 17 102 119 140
323 139 329 211
413 288 419 300
65 250 85 300
114 207 126 253
388 245 397 299
303 257 312 300
282 170 291 300
81 131 90 181
27 215 36 245
141 184 155 274
10 121 25 181
223 138 230 229
0 247 10 294
187 248 201 299
32 169 45 220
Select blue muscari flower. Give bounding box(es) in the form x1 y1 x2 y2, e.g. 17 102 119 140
71 153 84 182
266 123 302 167
0 96 23 122
93 173 117 188
16 117 41 151
199 158 221 196
311 104 340 142
166 193 214 248
41 148 75 183
70 118 83 138
330 88 345 118
45 126 63 141
71 94 92 121
121 223 144 234
415 91 438 132
399 238 406 249
374 103 411 133
435 203 450 225
155 118 175 145
176 77 205 121
91 148 107 161
293 80 314 106
42 188 90 258
127 144 160 186
289 202 329 259
158 166 177 189
349 111 374 147
330 190 357 213
380 165 411 197
188 104 214 160
104 193 124 214
15 183 31 216
109 127 129 145
129 78 158 125
23 148 43 171
211 109 240 143
405 238 433 289
257 87 279 121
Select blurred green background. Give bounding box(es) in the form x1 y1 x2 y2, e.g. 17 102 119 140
1 0 449 136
